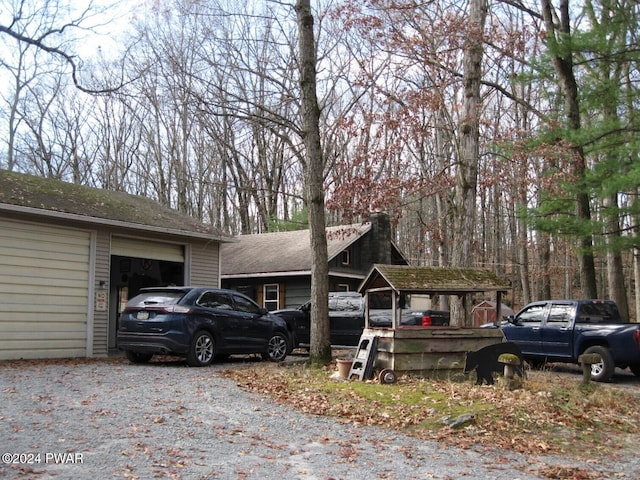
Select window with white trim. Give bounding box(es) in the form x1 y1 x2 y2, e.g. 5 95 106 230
263 284 279 311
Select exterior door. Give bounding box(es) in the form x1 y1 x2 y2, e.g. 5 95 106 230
196 291 242 349
504 302 547 356
540 302 575 359
231 292 270 349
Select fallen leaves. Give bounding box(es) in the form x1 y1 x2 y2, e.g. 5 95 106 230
220 361 640 466
537 464 602 480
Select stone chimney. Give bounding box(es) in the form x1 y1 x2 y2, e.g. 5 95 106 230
368 211 391 265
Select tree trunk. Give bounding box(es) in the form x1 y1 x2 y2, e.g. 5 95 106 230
450 0 487 326
540 0 597 298
538 234 551 300
633 188 640 322
517 187 531 304
295 0 331 365
604 194 629 320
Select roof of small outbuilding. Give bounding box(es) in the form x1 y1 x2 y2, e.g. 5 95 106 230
0 169 232 241
359 264 510 294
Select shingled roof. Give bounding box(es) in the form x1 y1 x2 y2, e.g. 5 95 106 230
222 223 372 276
0 169 231 241
359 264 510 294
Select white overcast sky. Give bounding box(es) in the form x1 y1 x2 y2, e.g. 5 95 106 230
72 0 138 59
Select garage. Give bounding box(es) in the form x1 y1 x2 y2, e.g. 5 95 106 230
0 169 232 360
0 218 92 360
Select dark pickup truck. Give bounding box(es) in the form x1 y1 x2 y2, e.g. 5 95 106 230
274 292 450 348
499 299 640 382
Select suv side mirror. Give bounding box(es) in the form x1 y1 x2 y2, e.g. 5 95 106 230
507 315 517 324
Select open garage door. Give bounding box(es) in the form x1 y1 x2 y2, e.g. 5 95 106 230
0 219 91 360
111 236 184 262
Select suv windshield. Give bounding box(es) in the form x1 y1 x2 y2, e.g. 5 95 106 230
126 291 185 308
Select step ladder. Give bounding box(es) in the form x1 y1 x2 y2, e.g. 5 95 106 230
348 334 379 381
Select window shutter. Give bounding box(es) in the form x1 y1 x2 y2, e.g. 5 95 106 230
257 284 264 307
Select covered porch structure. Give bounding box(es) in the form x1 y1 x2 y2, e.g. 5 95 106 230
358 264 511 379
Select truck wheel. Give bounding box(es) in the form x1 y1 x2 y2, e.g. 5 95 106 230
583 346 615 382
629 364 640 377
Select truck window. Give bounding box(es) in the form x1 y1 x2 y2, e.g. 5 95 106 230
547 304 574 327
577 301 621 324
516 304 546 325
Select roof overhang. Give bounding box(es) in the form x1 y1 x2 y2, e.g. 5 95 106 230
222 269 366 280
0 203 235 243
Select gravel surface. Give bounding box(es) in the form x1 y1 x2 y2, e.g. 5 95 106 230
1 357 637 480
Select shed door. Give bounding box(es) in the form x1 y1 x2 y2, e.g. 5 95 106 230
0 219 91 360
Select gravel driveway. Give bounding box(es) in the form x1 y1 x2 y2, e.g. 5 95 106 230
1 357 637 480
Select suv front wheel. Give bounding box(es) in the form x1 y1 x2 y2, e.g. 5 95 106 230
187 330 215 367
263 333 288 362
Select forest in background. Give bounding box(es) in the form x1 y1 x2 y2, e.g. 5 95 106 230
1 0 639 319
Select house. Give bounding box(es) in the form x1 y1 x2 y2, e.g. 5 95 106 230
221 212 408 310
0 169 232 360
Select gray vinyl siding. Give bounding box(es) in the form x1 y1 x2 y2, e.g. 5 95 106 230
190 240 220 286
284 281 312 308
92 229 111 356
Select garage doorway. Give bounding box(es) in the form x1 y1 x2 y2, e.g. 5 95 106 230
108 255 184 351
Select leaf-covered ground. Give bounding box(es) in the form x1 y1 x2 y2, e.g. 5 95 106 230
221 359 639 479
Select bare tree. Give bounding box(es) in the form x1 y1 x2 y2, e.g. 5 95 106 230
0 0 121 94
296 0 331 365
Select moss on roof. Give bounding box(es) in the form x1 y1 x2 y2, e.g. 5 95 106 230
361 264 510 293
0 169 229 238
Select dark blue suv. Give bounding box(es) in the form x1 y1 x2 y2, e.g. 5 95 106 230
117 287 291 366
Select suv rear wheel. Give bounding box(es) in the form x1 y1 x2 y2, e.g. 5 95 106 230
187 330 215 367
